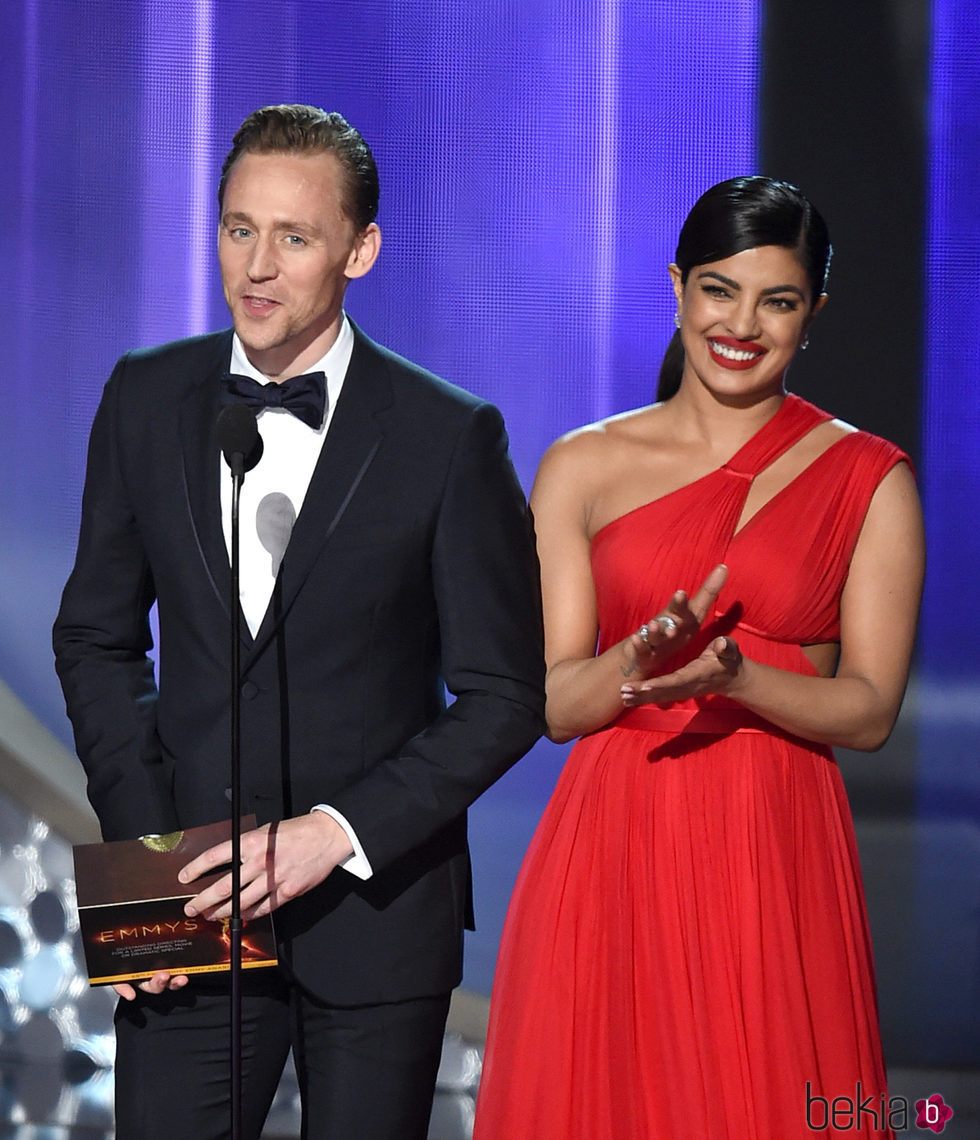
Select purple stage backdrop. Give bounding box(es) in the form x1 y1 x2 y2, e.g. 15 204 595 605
914 0 980 1062
0 0 759 994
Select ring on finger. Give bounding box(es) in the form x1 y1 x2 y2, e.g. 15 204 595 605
657 614 678 633
637 623 651 644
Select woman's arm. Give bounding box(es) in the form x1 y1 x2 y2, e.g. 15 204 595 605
621 462 924 751
532 436 726 743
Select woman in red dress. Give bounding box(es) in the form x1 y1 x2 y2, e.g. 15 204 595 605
473 177 923 1139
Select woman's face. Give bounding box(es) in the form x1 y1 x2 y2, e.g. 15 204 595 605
670 244 825 404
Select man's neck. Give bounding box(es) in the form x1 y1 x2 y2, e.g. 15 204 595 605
244 323 344 384
236 319 347 384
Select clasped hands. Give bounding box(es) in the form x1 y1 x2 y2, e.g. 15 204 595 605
113 809 352 1000
620 563 743 707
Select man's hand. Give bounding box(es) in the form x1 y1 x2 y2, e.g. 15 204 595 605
179 812 355 922
113 971 189 1001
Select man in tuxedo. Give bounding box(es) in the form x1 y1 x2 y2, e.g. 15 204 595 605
53 104 544 1138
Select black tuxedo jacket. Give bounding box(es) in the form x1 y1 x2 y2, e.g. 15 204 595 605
54 323 545 1004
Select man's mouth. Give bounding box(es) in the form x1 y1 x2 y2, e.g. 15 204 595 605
242 295 279 315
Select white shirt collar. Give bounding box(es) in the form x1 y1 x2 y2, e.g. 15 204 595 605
229 314 354 434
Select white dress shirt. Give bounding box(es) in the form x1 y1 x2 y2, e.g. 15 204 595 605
219 315 372 879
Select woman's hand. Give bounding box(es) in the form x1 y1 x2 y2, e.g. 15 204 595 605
621 634 743 706
621 564 729 681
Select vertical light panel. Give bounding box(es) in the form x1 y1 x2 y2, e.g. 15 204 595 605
591 0 620 419
922 5 980 794
187 0 215 330
923 0 980 673
916 0 980 1062
597 0 761 441
18 1 39 393
139 0 214 344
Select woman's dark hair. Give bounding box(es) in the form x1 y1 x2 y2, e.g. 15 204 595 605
657 176 832 400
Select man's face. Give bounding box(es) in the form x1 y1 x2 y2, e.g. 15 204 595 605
218 150 380 381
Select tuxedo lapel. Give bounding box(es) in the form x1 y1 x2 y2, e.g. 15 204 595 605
244 329 392 664
178 332 239 629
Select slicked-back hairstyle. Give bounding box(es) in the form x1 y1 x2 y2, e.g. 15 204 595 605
218 104 379 232
658 176 832 400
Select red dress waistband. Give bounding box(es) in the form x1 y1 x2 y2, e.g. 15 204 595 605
612 705 774 735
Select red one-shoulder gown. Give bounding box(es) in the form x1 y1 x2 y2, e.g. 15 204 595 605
474 396 905 1140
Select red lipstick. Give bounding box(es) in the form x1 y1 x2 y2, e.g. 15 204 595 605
707 336 767 371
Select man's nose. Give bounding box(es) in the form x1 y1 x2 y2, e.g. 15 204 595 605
247 236 277 281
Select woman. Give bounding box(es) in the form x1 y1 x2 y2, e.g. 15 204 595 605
473 177 923 1139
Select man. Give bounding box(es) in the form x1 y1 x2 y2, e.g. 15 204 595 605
53 104 544 1138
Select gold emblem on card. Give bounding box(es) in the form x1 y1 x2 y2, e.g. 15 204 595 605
139 831 184 854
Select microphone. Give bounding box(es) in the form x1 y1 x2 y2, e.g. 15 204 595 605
214 401 262 1138
216 404 264 478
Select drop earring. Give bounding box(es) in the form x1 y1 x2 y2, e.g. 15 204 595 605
674 312 681 329
800 334 810 351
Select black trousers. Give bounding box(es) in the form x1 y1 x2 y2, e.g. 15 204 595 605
113 970 451 1139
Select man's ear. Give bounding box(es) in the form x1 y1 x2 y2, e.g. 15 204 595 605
346 224 381 280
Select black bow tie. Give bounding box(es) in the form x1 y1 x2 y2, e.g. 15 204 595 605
221 371 327 430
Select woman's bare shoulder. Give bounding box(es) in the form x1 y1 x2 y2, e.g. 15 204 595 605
534 403 674 506
544 403 669 463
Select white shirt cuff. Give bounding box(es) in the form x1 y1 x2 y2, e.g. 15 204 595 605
311 804 373 880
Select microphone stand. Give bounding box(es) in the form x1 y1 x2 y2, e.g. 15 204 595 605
228 446 245 1140
217 402 261 1140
